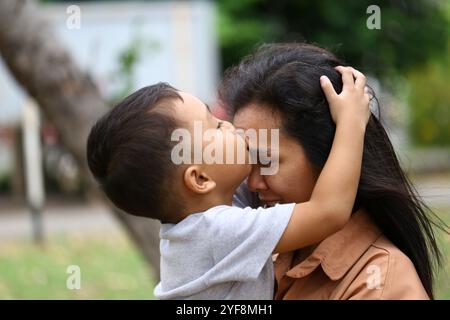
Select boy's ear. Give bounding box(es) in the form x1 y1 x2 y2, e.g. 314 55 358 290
183 165 216 194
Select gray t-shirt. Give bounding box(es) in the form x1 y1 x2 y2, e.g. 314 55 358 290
154 187 294 300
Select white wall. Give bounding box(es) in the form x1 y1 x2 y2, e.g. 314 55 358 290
0 1 219 124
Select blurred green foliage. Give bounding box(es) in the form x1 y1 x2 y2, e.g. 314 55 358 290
406 2 450 147
0 173 11 193
435 206 450 299
407 46 450 147
217 0 449 78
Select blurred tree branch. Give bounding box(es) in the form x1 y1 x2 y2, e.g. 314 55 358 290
0 0 160 279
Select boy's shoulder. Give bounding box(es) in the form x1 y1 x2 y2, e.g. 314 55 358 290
160 205 240 237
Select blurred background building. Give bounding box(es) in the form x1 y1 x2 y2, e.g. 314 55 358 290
0 0 218 201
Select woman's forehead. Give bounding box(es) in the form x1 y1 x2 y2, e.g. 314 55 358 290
233 102 282 130
233 103 301 151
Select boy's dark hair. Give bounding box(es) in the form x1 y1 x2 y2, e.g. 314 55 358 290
87 82 183 223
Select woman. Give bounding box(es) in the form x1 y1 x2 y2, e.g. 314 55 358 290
219 43 448 299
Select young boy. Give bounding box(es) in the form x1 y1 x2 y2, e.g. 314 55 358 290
87 67 370 299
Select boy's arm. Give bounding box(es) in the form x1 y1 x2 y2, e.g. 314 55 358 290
274 67 371 253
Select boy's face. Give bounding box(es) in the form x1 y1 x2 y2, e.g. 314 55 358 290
172 92 251 196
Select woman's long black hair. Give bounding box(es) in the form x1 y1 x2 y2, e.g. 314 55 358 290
219 43 449 299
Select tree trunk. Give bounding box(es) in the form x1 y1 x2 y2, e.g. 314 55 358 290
0 0 160 279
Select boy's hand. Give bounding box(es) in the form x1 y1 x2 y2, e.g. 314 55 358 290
320 66 371 128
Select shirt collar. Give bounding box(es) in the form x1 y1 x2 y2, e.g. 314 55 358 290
275 209 382 281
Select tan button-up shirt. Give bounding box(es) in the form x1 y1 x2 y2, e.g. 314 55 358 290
274 209 429 300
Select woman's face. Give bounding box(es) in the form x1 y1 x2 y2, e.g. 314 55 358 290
233 102 320 207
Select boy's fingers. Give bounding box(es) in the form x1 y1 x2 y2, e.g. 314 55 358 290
335 66 354 90
320 75 337 100
350 67 367 90
364 86 374 100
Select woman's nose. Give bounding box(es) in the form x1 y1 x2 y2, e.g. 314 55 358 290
247 165 268 192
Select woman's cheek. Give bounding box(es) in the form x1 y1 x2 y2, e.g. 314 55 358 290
264 173 289 199
269 166 313 203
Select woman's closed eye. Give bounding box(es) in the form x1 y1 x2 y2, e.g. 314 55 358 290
259 160 272 168
257 154 272 167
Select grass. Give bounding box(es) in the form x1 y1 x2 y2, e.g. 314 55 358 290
0 232 156 299
0 208 449 299
434 206 450 300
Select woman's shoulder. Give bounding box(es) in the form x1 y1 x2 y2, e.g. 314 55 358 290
342 234 429 300
369 235 413 266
